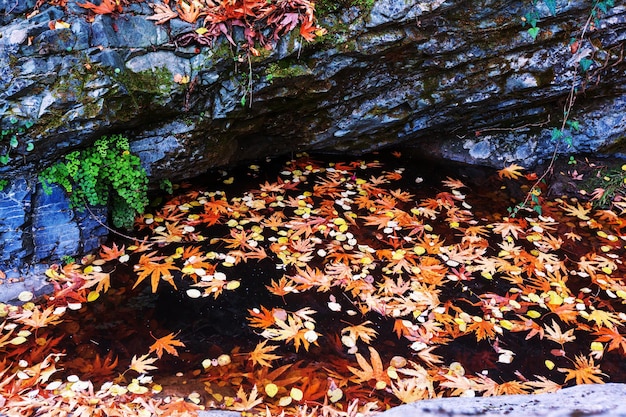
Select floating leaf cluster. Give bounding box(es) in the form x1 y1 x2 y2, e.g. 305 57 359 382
34 0 325 52
1 152 626 416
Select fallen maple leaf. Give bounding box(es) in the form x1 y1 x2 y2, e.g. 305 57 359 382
347 346 390 389
544 320 576 346
498 163 525 180
558 355 606 385
77 0 122 14
231 385 263 411
341 321 378 345
177 0 205 23
133 251 180 293
248 340 282 368
147 2 178 24
99 242 125 261
149 332 186 359
560 201 591 220
128 353 158 374
11 306 63 329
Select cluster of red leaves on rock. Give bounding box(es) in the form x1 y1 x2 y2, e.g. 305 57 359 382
1 152 626 416
35 0 325 52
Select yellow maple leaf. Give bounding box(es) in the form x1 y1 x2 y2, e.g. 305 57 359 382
248 340 282 368
341 321 378 345
129 354 158 374
497 163 525 180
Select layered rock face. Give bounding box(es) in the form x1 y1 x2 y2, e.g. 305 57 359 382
0 0 625 277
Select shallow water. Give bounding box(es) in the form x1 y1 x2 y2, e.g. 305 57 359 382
27 150 626 410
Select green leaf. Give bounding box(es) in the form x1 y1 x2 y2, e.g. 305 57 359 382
523 12 538 28
527 27 540 40
0 154 9 165
550 128 563 141
579 58 593 72
26 142 34 152
9 136 18 148
566 120 581 131
563 136 573 147
543 0 556 15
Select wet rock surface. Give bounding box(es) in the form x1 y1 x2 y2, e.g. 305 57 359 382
192 384 626 417
0 0 625 272
378 383 626 417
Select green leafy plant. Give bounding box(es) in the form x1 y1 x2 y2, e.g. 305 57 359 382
522 0 554 40
159 179 173 195
61 255 76 265
524 0 614 42
39 134 149 229
1 118 35 165
316 0 375 15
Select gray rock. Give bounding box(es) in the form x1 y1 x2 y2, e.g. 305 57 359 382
0 179 33 269
31 183 80 262
379 383 626 417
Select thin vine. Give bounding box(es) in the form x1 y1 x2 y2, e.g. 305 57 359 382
511 0 614 216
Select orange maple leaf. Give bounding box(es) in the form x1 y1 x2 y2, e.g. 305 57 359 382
77 0 122 14
266 276 295 299
260 311 319 352
497 163 525 180
149 332 186 359
558 355 606 385
248 340 282 368
442 177 467 189
89 353 119 380
341 321 378 345
248 305 277 328
176 0 206 23
231 385 264 412
79 268 111 294
11 305 63 329
133 251 180 293
347 346 390 389
160 398 203 415
99 242 125 261
592 326 626 354
466 318 497 341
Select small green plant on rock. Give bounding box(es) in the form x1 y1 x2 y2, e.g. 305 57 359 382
316 0 375 15
39 134 148 229
1 117 35 165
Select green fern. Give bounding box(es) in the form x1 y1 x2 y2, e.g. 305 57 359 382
39 134 149 229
